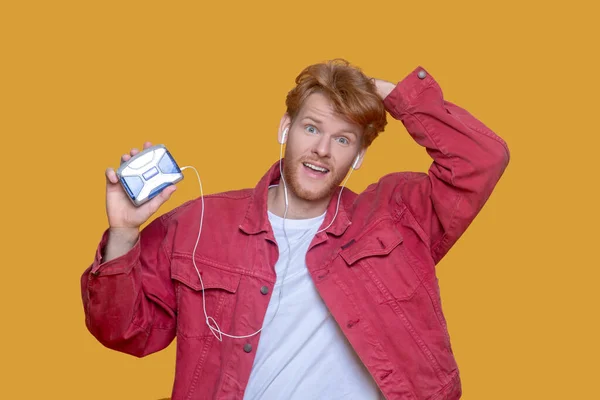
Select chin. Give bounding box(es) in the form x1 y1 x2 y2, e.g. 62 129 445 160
284 165 337 203
294 186 333 202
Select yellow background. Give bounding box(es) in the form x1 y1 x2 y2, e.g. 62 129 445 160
1 0 598 398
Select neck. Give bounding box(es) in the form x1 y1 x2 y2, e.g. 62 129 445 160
267 185 330 219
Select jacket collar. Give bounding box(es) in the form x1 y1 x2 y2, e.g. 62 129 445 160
239 159 352 237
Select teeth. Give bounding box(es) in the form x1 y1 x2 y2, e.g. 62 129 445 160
304 162 328 173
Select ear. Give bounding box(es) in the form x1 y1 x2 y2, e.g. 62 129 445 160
278 114 292 144
352 148 367 170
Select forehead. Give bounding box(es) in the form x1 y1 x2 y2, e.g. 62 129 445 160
296 92 362 134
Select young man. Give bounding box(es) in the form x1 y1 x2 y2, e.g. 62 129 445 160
81 60 510 400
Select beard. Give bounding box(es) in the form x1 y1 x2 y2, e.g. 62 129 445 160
282 157 347 202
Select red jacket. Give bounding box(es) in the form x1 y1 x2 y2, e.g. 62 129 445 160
81 66 510 400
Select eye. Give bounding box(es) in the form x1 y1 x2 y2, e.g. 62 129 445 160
336 137 350 145
305 125 318 134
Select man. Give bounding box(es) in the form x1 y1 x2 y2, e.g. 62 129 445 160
81 59 510 400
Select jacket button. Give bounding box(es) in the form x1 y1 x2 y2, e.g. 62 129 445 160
317 269 330 280
260 286 269 295
243 343 252 353
418 70 427 79
347 319 360 328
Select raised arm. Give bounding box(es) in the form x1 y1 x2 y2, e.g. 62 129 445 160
375 66 510 264
80 142 179 356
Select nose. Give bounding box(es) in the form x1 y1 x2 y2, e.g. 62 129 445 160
312 134 332 158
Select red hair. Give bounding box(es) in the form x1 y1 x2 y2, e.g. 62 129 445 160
285 59 387 147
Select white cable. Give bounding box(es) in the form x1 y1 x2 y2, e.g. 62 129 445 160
179 142 354 342
180 165 266 341
180 163 289 341
316 166 353 234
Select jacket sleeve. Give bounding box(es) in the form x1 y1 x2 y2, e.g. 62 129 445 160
80 215 176 357
383 66 510 265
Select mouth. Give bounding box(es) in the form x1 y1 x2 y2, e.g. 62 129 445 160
302 161 330 175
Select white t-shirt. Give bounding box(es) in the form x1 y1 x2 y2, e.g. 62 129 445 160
242 209 384 400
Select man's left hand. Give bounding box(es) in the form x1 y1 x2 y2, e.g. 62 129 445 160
371 78 396 100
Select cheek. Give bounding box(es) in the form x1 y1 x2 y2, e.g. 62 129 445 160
284 147 296 163
331 151 354 170
285 139 308 160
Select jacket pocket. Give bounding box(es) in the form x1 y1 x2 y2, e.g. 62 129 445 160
171 255 242 338
340 222 422 304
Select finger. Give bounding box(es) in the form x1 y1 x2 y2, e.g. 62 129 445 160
143 141 153 149
121 154 131 165
105 168 119 184
130 148 139 157
145 185 176 214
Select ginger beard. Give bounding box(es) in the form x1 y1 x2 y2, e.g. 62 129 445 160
282 151 350 203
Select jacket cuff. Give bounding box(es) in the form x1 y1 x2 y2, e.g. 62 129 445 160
89 228 140 276
383 66 436 118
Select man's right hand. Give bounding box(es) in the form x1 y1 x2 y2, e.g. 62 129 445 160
102 141 177 262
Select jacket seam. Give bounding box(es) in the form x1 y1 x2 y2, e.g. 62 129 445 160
422 279 452 344
432 194 463 261
454 110 510 157
153 216 177 330
388 300 446 383
402 108 462 255
185 318 219 398
331 268 418 399
427 370 460 400
172 252 276 282
399 198 432 252
161 190 253 223
391 79 437 116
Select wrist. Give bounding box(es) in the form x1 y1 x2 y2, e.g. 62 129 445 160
370 77 396 100
376 80 396 100
108 227 139 245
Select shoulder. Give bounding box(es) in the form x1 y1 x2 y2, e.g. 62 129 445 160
343 171 431 229
357 171 429 202
158 187 255 225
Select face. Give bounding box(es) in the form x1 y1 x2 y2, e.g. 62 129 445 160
280 92 365 203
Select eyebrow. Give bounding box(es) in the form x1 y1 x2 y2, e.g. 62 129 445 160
303 116 323 125
301 116 358 138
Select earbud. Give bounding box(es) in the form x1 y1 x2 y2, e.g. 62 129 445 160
352 154 360 170
279 128 289 144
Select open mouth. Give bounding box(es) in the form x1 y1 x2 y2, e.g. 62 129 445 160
303 162 330 174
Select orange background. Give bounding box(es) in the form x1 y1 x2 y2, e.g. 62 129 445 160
1 0 598 399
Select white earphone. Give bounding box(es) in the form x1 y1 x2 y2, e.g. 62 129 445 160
279 127 288 144
181 125 361 343
352 154 360 170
